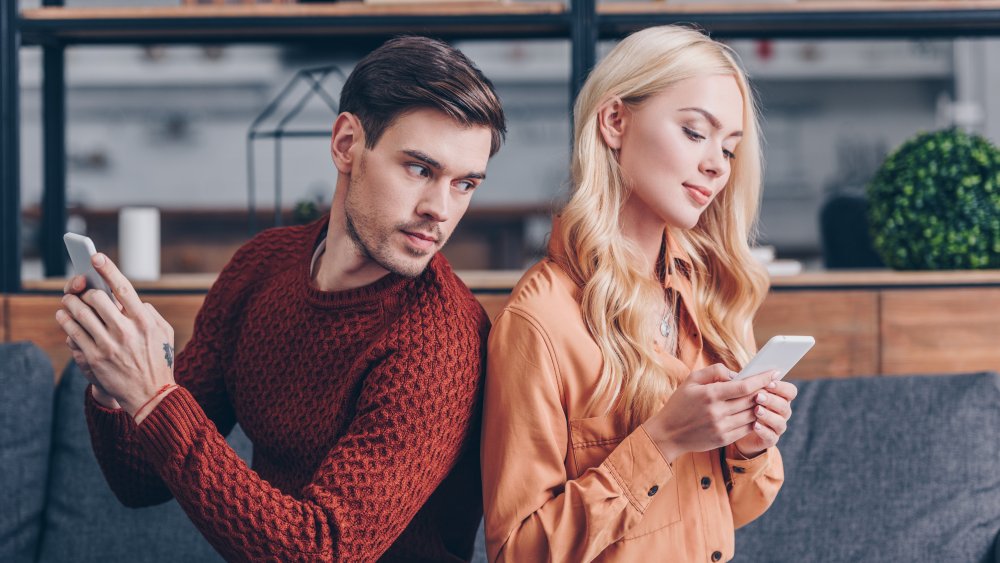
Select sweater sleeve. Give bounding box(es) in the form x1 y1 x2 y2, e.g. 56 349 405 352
482 309 674 563
128 300 488 562
84 245 249 507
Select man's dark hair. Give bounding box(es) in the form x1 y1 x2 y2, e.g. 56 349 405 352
339 36 506 156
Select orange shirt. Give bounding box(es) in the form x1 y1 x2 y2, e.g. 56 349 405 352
481 236 783 562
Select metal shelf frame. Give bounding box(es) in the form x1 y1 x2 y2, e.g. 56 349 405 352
5 0 1000 291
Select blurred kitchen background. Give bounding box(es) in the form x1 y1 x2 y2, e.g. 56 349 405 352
15 1 1000 277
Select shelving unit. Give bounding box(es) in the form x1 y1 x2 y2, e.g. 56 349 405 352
5 0 1000 292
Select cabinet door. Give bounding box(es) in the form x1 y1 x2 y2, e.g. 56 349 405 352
755 290 879 379
881 288 1000 375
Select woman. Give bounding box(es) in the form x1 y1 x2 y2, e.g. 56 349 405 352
482 26 796 562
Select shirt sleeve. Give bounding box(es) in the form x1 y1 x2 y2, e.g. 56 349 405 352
84 245 249 507
724 444 784 528
127 305 487 562
482 308 675 563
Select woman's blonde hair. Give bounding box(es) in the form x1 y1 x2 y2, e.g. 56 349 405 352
555 25 770 428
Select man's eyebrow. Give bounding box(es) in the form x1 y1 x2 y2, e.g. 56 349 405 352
401 149 487 180
678 107 743 138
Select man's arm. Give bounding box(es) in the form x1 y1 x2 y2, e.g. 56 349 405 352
127 306 486 561
80 249 248 507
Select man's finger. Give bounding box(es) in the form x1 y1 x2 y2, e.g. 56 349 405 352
55 308 99 358
60 294 112 348
63 275 86 295
91 253 145 317
81 288 127 335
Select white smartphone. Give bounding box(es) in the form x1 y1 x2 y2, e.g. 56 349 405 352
63 232 113 297
734 335 815 381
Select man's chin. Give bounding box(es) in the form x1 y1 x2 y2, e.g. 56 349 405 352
381 253 435 278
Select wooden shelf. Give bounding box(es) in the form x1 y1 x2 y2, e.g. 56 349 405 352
21 268 1000 294
599 0 1000 38
19 2 570 45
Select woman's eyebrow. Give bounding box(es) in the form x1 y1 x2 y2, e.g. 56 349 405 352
678 107 743 138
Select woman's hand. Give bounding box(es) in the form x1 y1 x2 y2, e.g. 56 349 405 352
732 379 798 458
55 253 176 422
642 364 779 464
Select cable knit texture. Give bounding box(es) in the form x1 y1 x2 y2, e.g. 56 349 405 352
84 216 489 562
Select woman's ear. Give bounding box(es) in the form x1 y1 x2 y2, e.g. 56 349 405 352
597 97 628 150
330 112 364 175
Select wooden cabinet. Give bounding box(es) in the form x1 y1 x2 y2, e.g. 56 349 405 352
10 270 1000 380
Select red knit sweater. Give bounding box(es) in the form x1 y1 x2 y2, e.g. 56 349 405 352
84 217 489 562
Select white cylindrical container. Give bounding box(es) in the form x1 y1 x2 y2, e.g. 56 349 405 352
118 207 160 281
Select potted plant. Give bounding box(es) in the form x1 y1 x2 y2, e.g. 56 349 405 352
867 128 1000 269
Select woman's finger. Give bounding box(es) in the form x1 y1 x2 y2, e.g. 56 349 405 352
754 406 788 438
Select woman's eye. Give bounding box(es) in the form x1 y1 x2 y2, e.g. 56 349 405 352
723 149 736 161
683 127 705 141
406 164 430 178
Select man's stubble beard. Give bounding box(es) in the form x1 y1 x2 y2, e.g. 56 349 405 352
343 157 444 278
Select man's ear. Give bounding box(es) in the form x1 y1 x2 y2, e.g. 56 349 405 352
331 112 364 175
597 97 628 150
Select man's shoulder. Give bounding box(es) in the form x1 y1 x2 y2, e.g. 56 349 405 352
407 254 489 330
222 218 324 282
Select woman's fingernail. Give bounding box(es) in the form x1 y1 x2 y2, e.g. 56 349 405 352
754 422 763 431
756 406 765 416
756 392 766 403
767 381 777 389
770 370 781 380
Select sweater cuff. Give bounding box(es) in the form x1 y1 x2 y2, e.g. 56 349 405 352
602 425 675 514
84 384 134 438
725 444 773 483
135 387 210 468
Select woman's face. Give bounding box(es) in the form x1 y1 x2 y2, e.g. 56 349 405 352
616 74 745 231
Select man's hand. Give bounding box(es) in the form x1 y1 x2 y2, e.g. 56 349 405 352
56 253 176 422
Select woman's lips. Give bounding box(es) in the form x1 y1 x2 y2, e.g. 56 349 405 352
683 183 711 206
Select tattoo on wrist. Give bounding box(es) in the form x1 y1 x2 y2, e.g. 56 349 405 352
163 343 174 368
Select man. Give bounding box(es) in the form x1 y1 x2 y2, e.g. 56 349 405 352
55 36 506 562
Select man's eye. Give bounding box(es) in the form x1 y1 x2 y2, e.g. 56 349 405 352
456 180 477 193
406 164 430 177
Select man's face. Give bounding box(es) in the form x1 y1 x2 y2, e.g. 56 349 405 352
344 108 492 278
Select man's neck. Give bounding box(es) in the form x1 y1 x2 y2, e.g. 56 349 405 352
313 216 391 293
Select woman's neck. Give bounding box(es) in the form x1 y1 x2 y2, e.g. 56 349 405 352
619 197 667 277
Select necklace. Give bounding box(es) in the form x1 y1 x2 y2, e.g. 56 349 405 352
655 255 677 340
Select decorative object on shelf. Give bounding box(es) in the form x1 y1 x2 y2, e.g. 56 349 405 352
119 207 161 281
820 137 886 269
868 128 1000 270
247 65 346 233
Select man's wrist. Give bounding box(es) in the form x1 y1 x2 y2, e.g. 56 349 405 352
90 384 122 410
131 384 179 425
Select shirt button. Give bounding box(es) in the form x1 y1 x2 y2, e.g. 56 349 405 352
701 477 712 489
647 485 659 497
711 550 723 561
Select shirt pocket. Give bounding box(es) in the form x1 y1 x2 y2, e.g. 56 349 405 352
568 413 683 538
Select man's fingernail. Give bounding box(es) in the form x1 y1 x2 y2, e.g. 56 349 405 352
55 310 65 321
93 253 106 267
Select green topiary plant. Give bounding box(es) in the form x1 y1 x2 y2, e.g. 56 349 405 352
867 128 1000 269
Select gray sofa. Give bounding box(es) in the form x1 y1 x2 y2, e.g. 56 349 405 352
4 340 999 562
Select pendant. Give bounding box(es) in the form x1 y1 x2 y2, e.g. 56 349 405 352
660 317 671 337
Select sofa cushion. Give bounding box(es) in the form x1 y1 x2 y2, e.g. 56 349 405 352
0 342 54 563
37 363 253 563
735 372 1000 563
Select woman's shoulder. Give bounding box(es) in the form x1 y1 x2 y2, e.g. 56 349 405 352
502 258 582 323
